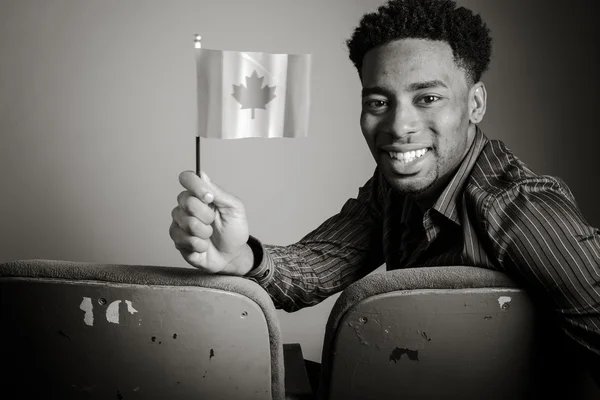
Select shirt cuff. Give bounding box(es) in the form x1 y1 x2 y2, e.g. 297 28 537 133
244 235 275 286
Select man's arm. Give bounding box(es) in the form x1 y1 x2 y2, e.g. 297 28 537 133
244 170 387 312
485 176 600 363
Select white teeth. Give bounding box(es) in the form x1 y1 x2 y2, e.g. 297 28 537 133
388 148 428 163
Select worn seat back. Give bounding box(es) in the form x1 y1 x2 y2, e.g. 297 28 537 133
319 266 599 399
0 259 284 400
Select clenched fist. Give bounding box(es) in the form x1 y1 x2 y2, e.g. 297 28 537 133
170 171 254 275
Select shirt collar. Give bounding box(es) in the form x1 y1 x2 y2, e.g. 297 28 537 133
431 126 488 226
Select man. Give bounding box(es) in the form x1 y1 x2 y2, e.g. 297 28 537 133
170 0 599 389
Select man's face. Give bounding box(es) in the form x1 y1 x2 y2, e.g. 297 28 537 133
360 38 480 197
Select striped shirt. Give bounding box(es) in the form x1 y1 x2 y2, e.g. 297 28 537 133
246 127 600 357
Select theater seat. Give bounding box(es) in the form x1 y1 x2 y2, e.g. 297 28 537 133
0 259 285 400
318 266 600 400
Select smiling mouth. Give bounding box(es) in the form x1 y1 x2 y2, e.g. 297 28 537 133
387 148 430 163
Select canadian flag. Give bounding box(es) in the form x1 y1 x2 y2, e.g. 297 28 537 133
196 48 311 139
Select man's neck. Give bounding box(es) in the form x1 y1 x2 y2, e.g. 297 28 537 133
412 172 454 214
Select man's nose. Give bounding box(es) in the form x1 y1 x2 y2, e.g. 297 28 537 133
383 105 420 138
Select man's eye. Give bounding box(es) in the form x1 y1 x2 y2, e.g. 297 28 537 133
365 100 387 109
418 95 440 104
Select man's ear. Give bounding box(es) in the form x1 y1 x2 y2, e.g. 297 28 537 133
469 82 487 124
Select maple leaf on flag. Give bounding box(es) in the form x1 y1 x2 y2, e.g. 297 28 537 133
231 70 276 119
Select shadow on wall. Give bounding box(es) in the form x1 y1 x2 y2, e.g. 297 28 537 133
474 0 600 226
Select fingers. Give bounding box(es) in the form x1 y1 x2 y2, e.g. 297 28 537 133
199 170 211 183
179 170 241 209
173 170 248 273
178 249 219 273
171 206 213 238
169 221 209 253
178 249 203 268
176 191 215 225
179 171 215 204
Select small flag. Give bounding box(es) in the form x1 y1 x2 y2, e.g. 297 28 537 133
196 48 311 139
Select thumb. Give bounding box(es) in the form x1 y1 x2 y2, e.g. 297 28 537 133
199 171 212 183
199 172 242 210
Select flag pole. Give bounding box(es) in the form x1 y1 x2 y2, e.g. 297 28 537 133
194 34 202 176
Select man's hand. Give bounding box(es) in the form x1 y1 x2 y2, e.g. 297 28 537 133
170 171 253 275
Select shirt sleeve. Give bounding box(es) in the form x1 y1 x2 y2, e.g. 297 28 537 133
244 169 386 312
485 176 600 361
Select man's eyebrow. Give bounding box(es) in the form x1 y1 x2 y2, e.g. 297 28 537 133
361 87 394 98
361 81 449 98
407 80 448 91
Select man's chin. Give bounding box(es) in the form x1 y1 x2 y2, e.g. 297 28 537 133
383 170 436 196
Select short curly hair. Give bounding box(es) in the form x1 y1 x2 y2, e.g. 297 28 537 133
347 0 492 84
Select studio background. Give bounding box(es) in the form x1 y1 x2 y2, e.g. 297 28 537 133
1 0 598 362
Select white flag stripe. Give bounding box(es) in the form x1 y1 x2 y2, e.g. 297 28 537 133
283 54 311 138
196 48 311 139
